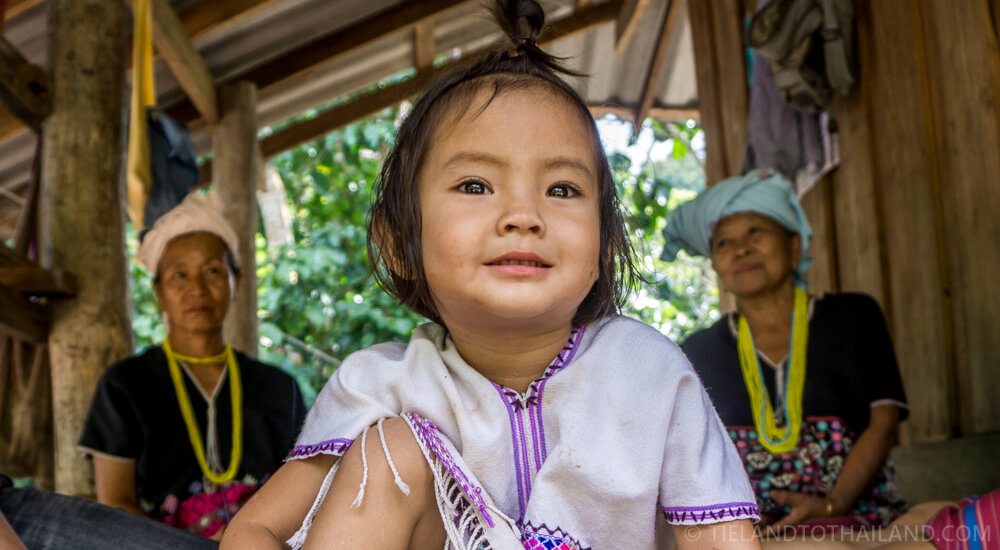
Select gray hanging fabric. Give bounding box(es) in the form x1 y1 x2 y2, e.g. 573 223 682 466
742 49 837 196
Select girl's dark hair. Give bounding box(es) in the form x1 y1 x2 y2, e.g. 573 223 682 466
367 0 639 327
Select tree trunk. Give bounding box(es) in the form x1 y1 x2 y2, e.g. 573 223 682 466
41 0 132 497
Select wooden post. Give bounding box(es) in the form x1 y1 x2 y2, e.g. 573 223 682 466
800 176 839 295
829 0 889 309
917 0 1000 435
864 0 953 443
41 0 132 496
213 81 259 356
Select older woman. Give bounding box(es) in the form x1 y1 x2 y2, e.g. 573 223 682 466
662 169 1000 550
662 169 909 533
78 194 306 539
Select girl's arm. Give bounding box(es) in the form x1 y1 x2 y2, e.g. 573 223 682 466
221 454 337 550
92 456 144 516
673 519 762 550
770 404 900 528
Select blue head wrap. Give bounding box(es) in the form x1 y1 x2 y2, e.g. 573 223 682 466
660 169 813 285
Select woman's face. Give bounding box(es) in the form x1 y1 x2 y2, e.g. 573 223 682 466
154 233 238 336
710 212 800 299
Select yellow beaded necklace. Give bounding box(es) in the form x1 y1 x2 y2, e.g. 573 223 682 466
163 338 243 485
736 287 809 454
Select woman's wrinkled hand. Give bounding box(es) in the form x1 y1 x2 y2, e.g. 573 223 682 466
766 490 842 533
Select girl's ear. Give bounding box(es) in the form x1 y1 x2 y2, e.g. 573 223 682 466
372 212 412 280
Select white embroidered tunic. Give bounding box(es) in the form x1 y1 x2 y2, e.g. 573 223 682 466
288 316 758 549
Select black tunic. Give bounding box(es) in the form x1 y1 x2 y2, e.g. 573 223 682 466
682 293 909 526
79 346 306 532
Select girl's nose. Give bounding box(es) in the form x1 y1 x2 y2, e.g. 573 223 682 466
497 193 545 236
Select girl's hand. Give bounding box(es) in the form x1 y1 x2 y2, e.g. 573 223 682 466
767 490 840 531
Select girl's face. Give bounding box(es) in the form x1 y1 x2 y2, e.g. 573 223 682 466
154 233 238 336
417 87 601 335
710 212 800 299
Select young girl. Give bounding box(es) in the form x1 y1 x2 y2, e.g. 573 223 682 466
223 1 761 548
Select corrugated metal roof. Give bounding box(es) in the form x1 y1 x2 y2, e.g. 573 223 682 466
0 0 697 236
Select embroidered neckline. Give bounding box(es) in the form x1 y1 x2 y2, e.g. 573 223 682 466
494 325 586 407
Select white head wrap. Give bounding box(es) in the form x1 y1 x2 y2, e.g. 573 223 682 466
137 193 240 275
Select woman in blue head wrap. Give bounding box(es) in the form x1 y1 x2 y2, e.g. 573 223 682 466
663 169 911 535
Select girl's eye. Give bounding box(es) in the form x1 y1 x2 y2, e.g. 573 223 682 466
170 271 187 280
458 180 491 194
547 183 579 198
714 239 729 249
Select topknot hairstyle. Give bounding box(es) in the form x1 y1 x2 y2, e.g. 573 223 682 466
367 0 639 327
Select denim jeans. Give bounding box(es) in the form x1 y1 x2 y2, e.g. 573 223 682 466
0 486 217 550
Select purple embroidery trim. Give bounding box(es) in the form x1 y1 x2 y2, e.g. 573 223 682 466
285 438 353 460
405 413 495 529
662 502 760 524
514 403 533 507
491 326 586 518
492 382 527 515
533 325 585 459
664 501 759 512
519 520 592 550
528 400 543 472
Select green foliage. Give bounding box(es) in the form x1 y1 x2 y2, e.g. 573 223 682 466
128 109 718 405
256 106 423 403
609 118 720 341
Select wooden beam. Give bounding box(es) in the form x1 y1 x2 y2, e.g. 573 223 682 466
214 82 259 355
0 284 48 344
0 36 48 130
195 1 624 187
0 107 27 143
615 0 652 53
176 0 280 40
259 0 623 160
866 0 953 443
4 0 43 20
0 0 272 149
167 0 477 125
687 0 726 184
0 265 77 297
262 72 433 158
590 104 699 123
145 0 219 125
44 0 133 497
633 0 684 127
917 0 1000 435
413 21 436 71
710 0 749 174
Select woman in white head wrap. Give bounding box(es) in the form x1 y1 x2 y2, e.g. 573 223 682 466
78 194 306 540
663 169 911 540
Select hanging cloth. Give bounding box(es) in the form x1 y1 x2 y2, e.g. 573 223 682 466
126 0 155 228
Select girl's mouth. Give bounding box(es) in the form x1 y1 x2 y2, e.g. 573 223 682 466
490 259 548 267
486 251 552 268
